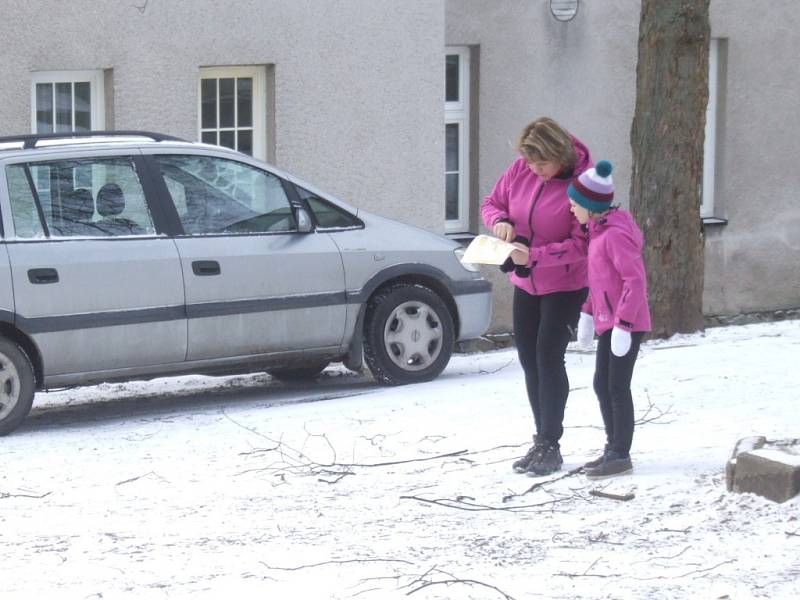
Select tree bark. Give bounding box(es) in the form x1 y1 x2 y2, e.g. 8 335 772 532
629 0 710 337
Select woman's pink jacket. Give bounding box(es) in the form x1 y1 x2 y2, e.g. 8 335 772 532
481 137 592 296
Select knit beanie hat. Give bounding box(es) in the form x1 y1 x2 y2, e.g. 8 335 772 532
568 160 614 213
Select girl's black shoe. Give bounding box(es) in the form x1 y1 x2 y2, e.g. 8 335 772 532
584 450 633 479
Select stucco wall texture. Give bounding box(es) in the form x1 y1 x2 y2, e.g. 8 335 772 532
2 1 798 335
448 0 800 331
0 0 445 230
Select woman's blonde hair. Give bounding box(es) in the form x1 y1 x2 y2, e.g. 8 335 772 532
516 117 577 170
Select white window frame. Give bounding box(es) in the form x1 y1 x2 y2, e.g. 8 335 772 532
198 66 267 161
445 47 471 234
30 70 106 133
701 38 719 219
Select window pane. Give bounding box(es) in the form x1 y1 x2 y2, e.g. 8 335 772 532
237 129 253 155
155 155 297 235
219 78 235 128
219 130 235 150
446 55 459 102
297 187 359 229
6 166 45 239
55 82 72 132
26 157 154 238
74 82 91 131
446 173 459 220
201 78 217 129
201 131 217 145
237 78 252 127
36 83 54 133
446 123 459 172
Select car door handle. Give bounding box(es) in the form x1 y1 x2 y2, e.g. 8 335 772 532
28 268 60 284
192 260 221 276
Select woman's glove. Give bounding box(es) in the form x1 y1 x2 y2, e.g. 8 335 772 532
576 313 595 349
610 327 632 357
500 235 531 277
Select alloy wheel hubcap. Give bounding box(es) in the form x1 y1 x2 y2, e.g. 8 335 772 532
0 355 21 421
383 301 443 371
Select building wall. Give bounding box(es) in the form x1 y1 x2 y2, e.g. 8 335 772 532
0 0 445 230
447 0 800 332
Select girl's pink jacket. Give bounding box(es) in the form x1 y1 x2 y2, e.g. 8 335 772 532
481 138 592 296
581 208 652 335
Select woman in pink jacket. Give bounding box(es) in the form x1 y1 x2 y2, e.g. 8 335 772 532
569 160 652 479
482 117 591 476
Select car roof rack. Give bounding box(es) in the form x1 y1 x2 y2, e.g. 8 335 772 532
0 130 187 150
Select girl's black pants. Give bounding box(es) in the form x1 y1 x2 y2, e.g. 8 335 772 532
593 329 645 456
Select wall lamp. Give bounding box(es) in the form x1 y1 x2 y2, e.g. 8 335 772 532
550 0 579 22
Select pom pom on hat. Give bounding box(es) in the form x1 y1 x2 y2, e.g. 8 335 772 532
568 160 615 213
595 160 612 178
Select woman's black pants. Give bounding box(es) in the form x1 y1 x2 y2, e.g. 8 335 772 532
513 286 587 447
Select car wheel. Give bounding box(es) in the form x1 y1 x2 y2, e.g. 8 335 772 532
267 361 329 382
363 283 454 385
0 338 36 436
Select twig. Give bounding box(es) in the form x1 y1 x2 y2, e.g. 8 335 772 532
590 489 635 502
502 466 583 502
261 558 414 571
655 527 691 534
318 471 354 484
0 490 52 500
344 450 469 468
632 546 692 564
555 557 609 578
406 577 517 599
587 532 625 545
114 471 167 487
399 495 568 512
629 559 736 580
635 396 674 425
786 530 799 537
478 359 515 375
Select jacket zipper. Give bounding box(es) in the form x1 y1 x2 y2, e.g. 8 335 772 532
527 182 546 293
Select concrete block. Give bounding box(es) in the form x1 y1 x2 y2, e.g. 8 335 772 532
727 437 800 503
725 436 765 492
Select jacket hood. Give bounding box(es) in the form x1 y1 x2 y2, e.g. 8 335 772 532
571 135 592 176
590 208 644 247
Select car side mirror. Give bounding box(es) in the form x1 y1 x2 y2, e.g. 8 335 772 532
295 206 313 233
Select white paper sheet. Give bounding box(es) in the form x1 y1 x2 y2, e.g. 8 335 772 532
460 234 519 265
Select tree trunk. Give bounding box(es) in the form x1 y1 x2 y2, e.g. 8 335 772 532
629 0 710 337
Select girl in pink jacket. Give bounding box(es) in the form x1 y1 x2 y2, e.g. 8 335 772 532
482 117 591 477
568 160 652 479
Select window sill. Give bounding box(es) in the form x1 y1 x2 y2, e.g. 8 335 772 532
702 217 728 226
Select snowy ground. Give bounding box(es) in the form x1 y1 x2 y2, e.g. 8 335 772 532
1 320 799 599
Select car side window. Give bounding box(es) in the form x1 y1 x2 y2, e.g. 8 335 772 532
296 186 361 229
154 155 297 235
6 157 155 238
5 165 45 239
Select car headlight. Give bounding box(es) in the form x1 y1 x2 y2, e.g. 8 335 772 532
454 247 480 272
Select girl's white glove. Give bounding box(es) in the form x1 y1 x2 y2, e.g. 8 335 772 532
576 313 595 349
610 327 632 357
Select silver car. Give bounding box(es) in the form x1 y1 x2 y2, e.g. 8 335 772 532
0 131 491 435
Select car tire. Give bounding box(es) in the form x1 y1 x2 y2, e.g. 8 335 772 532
363 283 454 385
267 362 329 382
0 338 36 436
